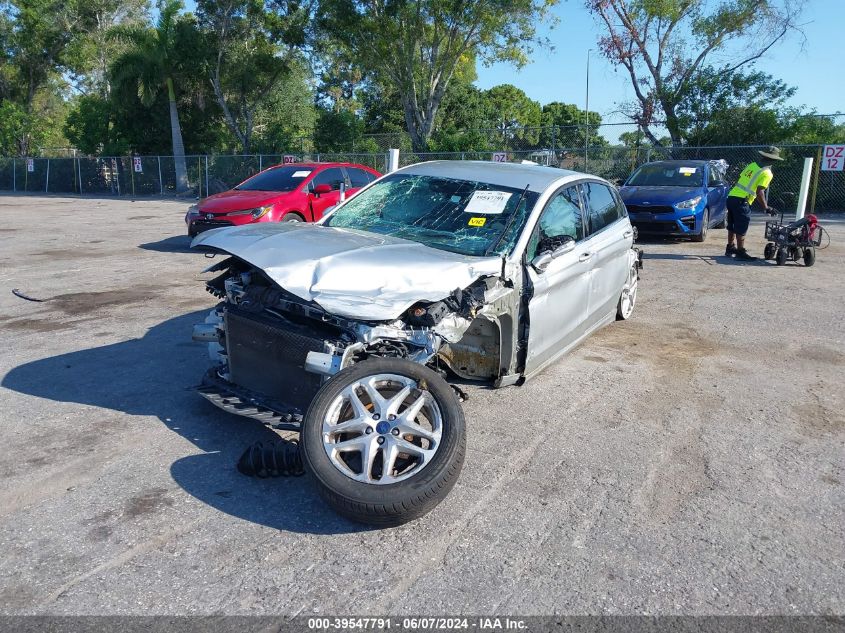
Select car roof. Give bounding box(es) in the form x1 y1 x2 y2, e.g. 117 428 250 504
266 162 376 170
397 160 586 193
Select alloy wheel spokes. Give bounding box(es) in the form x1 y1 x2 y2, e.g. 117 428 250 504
322 374 443 484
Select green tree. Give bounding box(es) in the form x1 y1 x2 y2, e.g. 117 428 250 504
429 81 494 151
0 102 32 155
588 0 805 146
540 102 604 148
315 40 366 114
483 84 542 149
359 83 407 135
618 129 646 147
110 0 191 191
788 113 845 145
677 65 795 144
319 0 558 152
1 0 100 153
250 61 317 153
313 108 365 152
64 0 150 96
196 0 311 154
63 95 115 155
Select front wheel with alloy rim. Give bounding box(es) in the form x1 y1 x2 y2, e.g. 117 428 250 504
691 208 709 242
616 261 638 320
301 358 466 526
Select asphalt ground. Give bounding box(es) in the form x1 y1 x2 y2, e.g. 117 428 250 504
0 194 842 616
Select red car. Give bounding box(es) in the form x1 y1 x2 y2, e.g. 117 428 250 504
185 162 381 237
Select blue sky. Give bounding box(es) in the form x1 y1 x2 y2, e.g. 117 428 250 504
476 0 840 138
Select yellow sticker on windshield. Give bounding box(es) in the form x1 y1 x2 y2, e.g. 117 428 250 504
468 217 486 227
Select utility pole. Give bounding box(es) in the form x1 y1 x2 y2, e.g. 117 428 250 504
584 49 591 172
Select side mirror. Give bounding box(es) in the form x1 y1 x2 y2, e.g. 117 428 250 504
313 183 332 196
531 239 575 272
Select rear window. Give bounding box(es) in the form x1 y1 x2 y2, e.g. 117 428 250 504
235 166 313 192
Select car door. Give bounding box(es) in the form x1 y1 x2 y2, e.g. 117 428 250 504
581 181 633 322
706 165 728 224
307 167 346 220
524 185 592 373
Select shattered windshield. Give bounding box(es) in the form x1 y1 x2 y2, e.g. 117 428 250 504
324 173 538 257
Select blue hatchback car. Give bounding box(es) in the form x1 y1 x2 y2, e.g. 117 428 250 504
620 160 729 242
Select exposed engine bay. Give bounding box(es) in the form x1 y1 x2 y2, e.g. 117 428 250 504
193 254 522 428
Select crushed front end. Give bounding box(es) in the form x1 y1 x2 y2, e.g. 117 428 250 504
192 254 513 431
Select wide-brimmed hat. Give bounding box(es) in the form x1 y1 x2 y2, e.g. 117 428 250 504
758 146 784 161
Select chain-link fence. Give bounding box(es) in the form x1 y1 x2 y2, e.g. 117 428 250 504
399 145 844 212
1 143 842 211
0 153 392 198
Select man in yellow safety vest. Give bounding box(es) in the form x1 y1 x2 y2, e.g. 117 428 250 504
725 146 783 261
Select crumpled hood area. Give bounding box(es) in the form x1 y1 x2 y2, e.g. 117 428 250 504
191 223 502 321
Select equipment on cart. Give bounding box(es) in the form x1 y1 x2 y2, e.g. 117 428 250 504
762 194 830 266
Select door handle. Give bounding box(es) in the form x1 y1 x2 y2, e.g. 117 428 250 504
579 252 592 262
623 230 633 238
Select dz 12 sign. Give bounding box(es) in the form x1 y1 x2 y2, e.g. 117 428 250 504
133 156 143 173
491 152 507 162
283 155 296 164
822 145 845 171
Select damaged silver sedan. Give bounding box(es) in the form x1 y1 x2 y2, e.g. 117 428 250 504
191 161 642 526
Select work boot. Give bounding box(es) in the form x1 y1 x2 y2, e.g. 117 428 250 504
725 243 737 256
735 249 757 262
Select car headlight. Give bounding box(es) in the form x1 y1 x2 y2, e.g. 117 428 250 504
227 205 272 219
676 196 703 209
252 205 272 219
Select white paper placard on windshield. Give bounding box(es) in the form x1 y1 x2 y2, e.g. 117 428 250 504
464 190 512 215
292 170 311 178
679 167 697 174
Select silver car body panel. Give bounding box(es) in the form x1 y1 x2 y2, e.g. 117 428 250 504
191 221 502 321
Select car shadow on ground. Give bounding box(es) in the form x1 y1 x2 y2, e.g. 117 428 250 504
1 310 367 535
138 235 195 253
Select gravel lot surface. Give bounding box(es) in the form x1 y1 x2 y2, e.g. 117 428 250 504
0 194 842 616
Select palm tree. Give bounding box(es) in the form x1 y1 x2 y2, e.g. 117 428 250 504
110 0 189 192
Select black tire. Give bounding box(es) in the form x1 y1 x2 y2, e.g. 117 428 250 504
803 248 816 267
616 262 638 321
282 212 304 222
691 209 709 242
763 243 776 260
301 358 466 527
714 212 726 229
776 248 788 266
